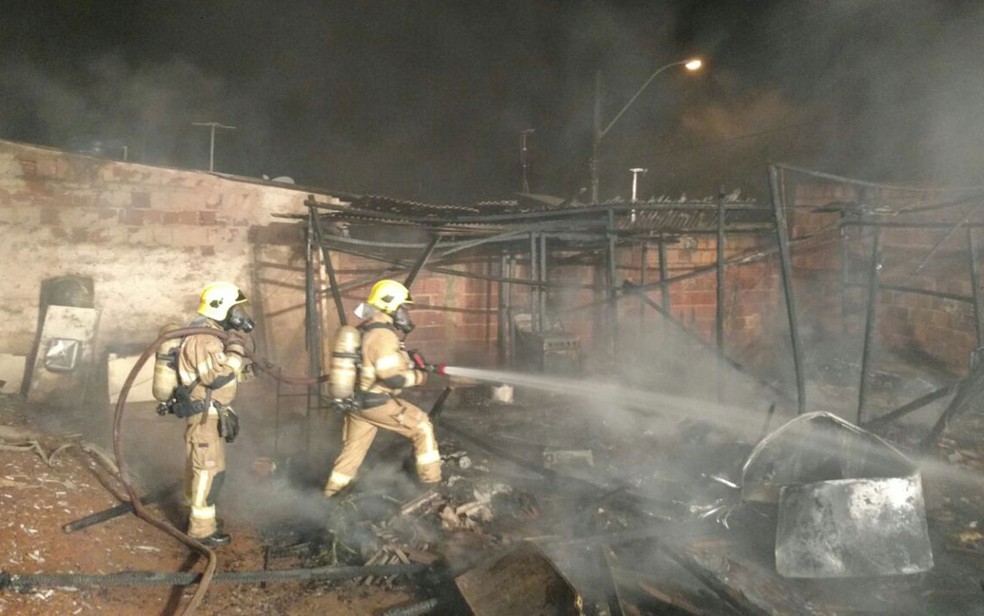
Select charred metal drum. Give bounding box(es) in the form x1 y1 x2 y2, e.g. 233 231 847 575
741 412 933 578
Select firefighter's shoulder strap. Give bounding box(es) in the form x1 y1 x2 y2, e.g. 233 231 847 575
360 321 395 333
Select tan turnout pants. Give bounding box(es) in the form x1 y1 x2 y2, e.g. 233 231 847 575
324 397 441 496
184 409 226 538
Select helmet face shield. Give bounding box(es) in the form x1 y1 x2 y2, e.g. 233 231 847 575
225 305 255 332
392 305 415 335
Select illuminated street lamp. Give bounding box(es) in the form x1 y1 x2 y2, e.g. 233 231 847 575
590 57 702 202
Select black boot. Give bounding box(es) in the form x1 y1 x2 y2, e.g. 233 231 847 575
198 531 231 548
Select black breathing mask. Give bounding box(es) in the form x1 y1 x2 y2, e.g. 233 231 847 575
225 305 256 333
392 305 415 335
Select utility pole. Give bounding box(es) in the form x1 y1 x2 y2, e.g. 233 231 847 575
520 129 535 193
591 71 603 203
192 121 236 172
589 58 702 205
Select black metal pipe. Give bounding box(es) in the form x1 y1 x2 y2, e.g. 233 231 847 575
716 190 726 354
857 225 882 425
608 208 618 359
968 228 983 346
404 234 441 289
498 253 507 365
658 236 670 311
769 164 806 414
320 241 593 291
844 281 972 304
913 202 978 274
840 210 851 328
310 206 347 327
773 162 966 195
530 231 539 332
863 383 958 429
845 219 984 229
639 242 648 329
539 232 548 331
63 483 178 533
628 283 794 404
305 195 770 225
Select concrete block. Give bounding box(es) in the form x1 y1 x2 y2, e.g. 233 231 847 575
0 354 26 394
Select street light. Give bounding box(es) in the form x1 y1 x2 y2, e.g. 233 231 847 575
590 57 702 202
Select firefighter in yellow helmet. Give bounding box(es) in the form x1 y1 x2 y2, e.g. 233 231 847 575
323 279 443 498
178 281 255 547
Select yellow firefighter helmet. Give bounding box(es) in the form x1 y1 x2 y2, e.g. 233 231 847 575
366 279 413 314
197 281 247 321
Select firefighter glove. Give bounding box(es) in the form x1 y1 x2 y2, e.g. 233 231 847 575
409 350 445 375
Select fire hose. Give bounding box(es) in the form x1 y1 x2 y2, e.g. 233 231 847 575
0 564 426 593
112 327 328 616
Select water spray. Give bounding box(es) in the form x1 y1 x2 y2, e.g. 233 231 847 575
441 365 770 439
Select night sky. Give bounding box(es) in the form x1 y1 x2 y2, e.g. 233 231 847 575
2 1 983 202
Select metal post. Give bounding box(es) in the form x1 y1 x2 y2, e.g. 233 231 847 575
968 227 983 347
769 165 806 414
506 255 515 366
640 242 648 329
716 190 726 402
403 234 441 289
309 208 347 327
658 235 670 312
304 210 321 452
191 121 236 172
840 209 850 330
540 232 548 329
520 129 534 193
857 225 882 424
608 208 618 361
715 189 726 353
498 253 508 366
591 71 603 203
530 231 539 332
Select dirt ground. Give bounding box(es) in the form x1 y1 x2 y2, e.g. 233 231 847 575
0 394 418 616
4 369 984 616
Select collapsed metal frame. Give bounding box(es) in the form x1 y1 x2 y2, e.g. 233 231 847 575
290 180 814 421
293 164 984 438
290 168 984 432
773 163 984 439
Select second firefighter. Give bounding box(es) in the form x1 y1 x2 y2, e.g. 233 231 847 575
324 279 443 497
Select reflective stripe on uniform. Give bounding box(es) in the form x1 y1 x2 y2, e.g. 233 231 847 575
328 470 353 486
419 422 436 453
375 353 402 371
416 450 441 465
225 354 243 371
191 504 216 519
196 358 216 375
192 471 210 507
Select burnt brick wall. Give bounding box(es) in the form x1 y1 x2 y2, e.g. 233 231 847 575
0 139 324 408
789 182 980 375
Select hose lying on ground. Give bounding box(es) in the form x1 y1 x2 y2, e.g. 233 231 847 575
380 597 442 616
0 563 427 593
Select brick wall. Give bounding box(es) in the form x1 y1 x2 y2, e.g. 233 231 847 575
789 182 981 374
0 139 326 409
